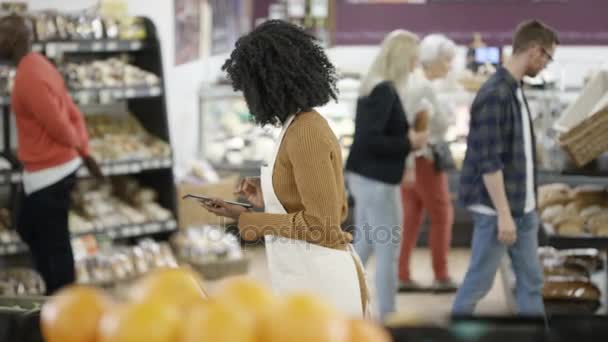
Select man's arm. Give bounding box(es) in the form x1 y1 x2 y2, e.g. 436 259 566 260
473 95 517 245
483 171 511 215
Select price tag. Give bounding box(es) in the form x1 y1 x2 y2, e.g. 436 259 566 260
63 43 79 52
77 90 91 104
99 90 112 104
161 159 172 168
106 41 119 51
149 87 161 96
113 89 125 98
125 88 137 98
32 43 43 52
76 168 88 177
143 224 154 234
46 43 57 58
132 226 143 236
10 173 21 183
141 160 153 169
130 41 142 50
151 159 162 169
92 42 103 51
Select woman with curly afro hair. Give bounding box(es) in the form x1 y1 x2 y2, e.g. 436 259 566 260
201 20 370 318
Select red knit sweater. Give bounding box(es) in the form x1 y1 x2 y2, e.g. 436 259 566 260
11 53 89 172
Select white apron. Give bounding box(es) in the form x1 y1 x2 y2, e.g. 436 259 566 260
261 114 368 318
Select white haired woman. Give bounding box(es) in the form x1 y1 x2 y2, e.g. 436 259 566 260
345 30 428 320
398 34 458 293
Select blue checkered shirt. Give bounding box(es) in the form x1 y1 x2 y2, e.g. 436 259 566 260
458 67 537 216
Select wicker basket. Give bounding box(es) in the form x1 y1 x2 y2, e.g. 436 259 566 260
559 107 608 167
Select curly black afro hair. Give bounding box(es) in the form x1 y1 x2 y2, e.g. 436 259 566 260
222 20 338 126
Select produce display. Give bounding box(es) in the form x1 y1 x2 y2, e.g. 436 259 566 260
41 272 389 342
27 11 146 41
69 177 173 234
86 114 171 163
539 247 603 314
73 238 178 286
539 183 608 236
63 57 160 89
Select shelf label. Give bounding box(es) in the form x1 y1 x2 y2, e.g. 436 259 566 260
112 163 130 174
62 43 79 52
92 42 103 51
106 41 119 51
99 90 112 104
45 43 57 57
113 89 125 98
161 159 172 168
149 87 161 96
151 159 162 168
128 163 141 173
130 41 143 50
166 220 177 229
10 173 21 183
125 88 137 98
141 160 153 169
77 91 91 104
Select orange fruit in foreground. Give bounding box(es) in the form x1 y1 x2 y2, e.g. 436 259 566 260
260 293 349 342
180 300 256 342
128 267 207 308
214 276 276 316
348 319 392 342
41 285 112 342
98 299 180 342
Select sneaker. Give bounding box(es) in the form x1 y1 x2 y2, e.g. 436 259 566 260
432 278 458 293
398 280 424 293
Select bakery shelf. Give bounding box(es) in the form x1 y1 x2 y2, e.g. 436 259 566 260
70 85 162 104
0 219 178 256
71 218 177 239
0 241 28 256
0 85 163 107
0 157 173 185
0 16 178 269
41 39 147 58
76 158 173 178
542 223 608 250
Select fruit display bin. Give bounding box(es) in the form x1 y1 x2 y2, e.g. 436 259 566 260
0 296 45 342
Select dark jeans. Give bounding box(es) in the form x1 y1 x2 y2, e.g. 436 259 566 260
17 173 76 295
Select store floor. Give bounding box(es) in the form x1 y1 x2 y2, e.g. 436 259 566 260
208 246 511 319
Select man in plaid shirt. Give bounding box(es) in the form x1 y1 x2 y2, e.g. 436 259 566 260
454 20 559 316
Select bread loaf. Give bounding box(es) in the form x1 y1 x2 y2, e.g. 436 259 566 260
543 276 601 301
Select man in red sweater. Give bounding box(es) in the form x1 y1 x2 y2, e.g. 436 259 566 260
0 15 101 294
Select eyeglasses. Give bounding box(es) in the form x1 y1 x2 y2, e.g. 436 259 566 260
541 47 554 63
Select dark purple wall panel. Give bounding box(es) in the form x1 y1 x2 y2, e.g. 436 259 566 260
334 0 608 46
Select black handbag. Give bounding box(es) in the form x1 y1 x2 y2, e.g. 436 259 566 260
431 142 456 171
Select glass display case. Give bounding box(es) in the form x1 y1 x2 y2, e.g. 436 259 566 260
197 77 360 174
